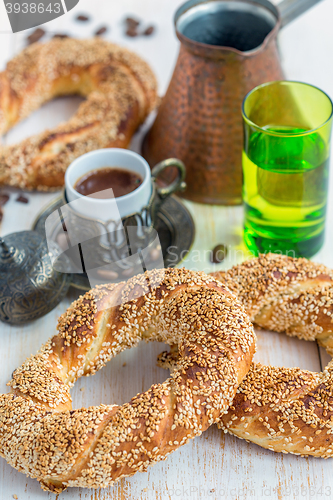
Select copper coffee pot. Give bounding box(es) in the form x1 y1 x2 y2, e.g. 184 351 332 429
142 0 323 205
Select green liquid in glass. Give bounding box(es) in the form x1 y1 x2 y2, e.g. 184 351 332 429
243 125 330 257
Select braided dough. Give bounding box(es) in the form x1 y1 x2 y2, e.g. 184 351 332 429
160 254 333 458
0 38 157 190
0 268 255 492
212 253 333 354
214 255 333 458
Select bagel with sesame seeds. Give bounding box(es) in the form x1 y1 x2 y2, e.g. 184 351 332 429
212 253 333 354
159 254 333 458
0 37 157 191
0 268 256 492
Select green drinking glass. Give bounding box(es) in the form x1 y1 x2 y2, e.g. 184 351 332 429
242 81 333 258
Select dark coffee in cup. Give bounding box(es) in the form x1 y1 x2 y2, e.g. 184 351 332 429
74 167 143 199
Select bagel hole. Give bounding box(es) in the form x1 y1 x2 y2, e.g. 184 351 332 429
3 96 85 146
71 341 170 409
70 328 324 410
253 327 322 372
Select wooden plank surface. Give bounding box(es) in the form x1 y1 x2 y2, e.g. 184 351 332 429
1 0 333 499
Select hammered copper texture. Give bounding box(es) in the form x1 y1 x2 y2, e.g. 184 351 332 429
142 29 284 205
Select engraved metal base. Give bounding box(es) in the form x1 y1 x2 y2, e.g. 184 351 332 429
0 231 72 324
33 195 195 291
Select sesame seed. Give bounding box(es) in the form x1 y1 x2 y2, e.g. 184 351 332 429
1 267 255 491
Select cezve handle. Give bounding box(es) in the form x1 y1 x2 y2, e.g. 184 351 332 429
279 0 324 28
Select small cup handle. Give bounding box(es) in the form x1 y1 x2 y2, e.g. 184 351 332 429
151 158 186 199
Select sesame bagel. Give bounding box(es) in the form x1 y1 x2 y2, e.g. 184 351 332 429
159 255 333 458
219 361 333 457
0 38 158 190
0 268 256 492
213 253 333 354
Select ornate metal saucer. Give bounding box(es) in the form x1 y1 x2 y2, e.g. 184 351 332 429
0 231 72 324
33 194 195 291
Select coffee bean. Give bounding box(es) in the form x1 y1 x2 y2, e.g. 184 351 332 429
53 33 69 39
121 267 135 277
96 269 119 280
27 28 45 45
150 248 161 261
125 17 140 28
56 233 68 251
16 195 29 204
210 244 227 264
66 142 76 152
76 14 89 21
126 27 139 37
143 26 155 36
0 194 9 206
95 26 108 36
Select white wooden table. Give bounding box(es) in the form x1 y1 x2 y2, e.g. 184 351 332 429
1 1 333 499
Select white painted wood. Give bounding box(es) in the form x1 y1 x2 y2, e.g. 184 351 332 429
1 0 333 499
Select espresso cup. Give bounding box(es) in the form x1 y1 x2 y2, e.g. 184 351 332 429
46 148 186 283
65 149 153 221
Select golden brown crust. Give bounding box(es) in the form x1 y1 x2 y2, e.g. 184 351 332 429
0 268 256 492
213 255 333 457
159 354 333 460
159 255 333 458
214 255 333 457
0 38 158 190
212 253 333 353
219 361 333 458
